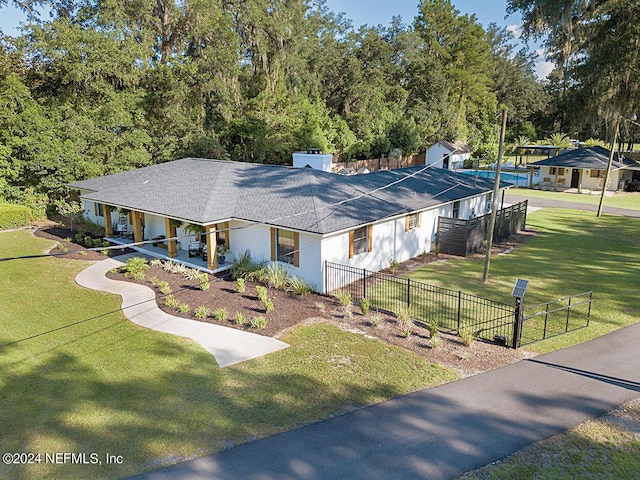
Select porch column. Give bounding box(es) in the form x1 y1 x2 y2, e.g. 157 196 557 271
554 170 559 191
205 224 217 271
102 204 113 238
165 218 177 258
132 211 144 244
578 170 583 194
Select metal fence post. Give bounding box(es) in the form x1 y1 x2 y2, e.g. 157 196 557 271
587 292 592 326
565 296 572 332
457 290 462 331
512 297 523 349
406 278 411 307
363 268 367 299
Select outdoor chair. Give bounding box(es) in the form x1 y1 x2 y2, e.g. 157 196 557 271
188 240 203 258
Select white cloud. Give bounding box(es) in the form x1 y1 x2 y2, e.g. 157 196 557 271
532 48 553 79
506 24 522 39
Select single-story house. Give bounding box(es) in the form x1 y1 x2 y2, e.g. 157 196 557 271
69 158 507 293
528 146 640 191
425 141 471 170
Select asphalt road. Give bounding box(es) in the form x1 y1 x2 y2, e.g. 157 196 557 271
132 321 640 480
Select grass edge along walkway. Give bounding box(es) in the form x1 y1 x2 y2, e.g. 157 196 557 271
0 229 457 480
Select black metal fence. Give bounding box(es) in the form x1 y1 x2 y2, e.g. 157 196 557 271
518 292 593 347
324 261 515 344
437 200 528 256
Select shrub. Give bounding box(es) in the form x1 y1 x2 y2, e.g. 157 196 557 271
0 203 33 229
335 290 352 307
459 326 476 347
264 264 289 289
429 319 439 338
84 236 93 246
287 276 313 295
177 303 191 313
162 261 175 272
389 258 400 273
370 312 383 327
158 281 171 295
230 250 266 279
342 304 353 320
234 312 246 326
394 304 412 326
401 327 412 338
255 285 268 302
75 233 84 244
315 302 326 312
170 263 189 276
150 259 163 268
263 298 274 313
164 295 179 308
183 268 201 281
236 278 246 293
213 308 228 321
194 305 212 319
434 244 441 256
149 276 160 286
250 315 268 329
431 336 441 350
121 257 150 278
360 298 370 315
198 273 210 291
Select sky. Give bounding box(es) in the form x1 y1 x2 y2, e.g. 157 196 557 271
0 0 552 77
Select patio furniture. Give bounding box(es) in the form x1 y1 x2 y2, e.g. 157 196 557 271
188 240 204 258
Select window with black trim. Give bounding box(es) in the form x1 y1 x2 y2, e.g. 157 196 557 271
590 169 604 178
452 201 460 218
550 167 565 175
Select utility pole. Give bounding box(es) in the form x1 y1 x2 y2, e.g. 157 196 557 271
597 116 621 217
483 107 508 283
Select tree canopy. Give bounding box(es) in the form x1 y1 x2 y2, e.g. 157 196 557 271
1 0 548 208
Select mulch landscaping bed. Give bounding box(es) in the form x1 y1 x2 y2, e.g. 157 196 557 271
33 222 537 377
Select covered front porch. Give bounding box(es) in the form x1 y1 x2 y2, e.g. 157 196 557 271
106 236 233 274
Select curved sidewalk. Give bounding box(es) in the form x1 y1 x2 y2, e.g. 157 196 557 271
75 255 288 367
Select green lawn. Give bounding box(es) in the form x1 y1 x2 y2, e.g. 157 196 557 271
511 188 640 211
403 209 640 353
0 230 457 479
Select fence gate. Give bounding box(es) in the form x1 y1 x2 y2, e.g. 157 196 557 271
516 292 593 347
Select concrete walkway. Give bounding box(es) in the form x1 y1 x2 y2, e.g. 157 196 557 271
75 255 288 367
132 322 640 479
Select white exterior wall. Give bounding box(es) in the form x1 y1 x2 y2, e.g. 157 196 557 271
318 195 484 293
292 152 333 172
540 166 623 191
425 144 469 170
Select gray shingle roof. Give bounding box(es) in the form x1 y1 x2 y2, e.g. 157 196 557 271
69 159 503 234
529 146 640 171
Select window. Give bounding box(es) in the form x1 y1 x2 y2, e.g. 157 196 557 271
452 201 460 218
405 213 421 232
550 167 565 176
270 228 299 266
590 169 605 178
349 225 372 258
94 202 104 217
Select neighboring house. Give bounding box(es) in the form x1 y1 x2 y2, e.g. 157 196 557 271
425 141 471 170
69 158 506 293
529 146 640 191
